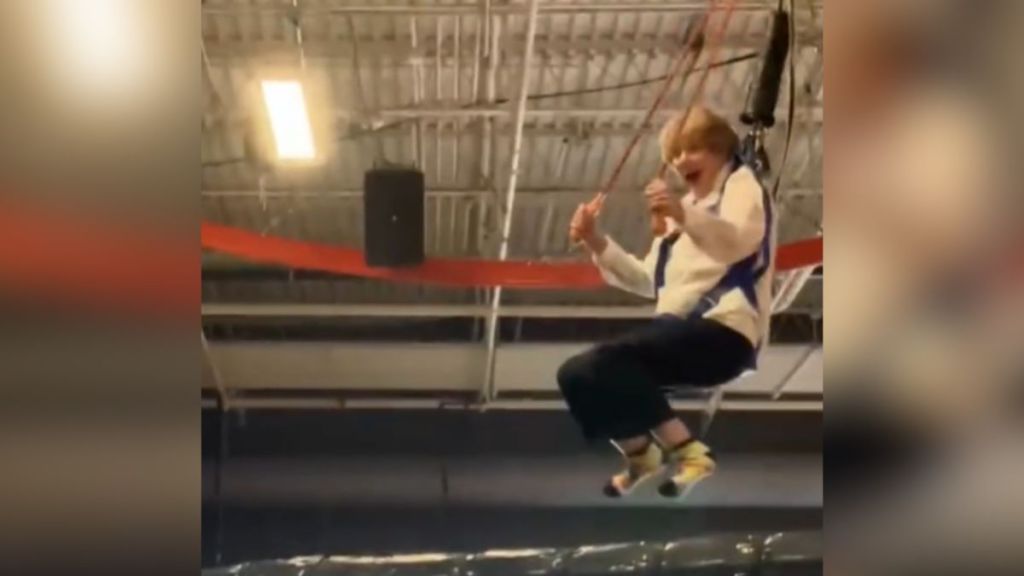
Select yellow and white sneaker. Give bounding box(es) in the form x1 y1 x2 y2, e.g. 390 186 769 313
603 441 664 498
658 439 716 498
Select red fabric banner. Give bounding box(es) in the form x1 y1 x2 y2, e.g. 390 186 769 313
0 190 822 321
201 222 823 289
0 199 199 318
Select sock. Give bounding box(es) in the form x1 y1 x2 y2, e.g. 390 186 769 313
625 438 654 457
667 437 715 461
668 437 696 452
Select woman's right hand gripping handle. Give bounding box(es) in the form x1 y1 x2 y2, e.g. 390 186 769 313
569 196 608 255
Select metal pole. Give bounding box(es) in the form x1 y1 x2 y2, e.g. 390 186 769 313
771 345 816 400
202 330 229 411
470 7 482 104
452 16 462 180
203 327 230 566
771 262 817 313
477 8 500 254
481 0 541 404
410 15 424 167
201 41 218 105
480 12 500 186
344 15 384 161
291 0 307 70
435 16 444 182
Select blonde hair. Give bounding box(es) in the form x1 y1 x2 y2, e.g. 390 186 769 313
659 106 739 164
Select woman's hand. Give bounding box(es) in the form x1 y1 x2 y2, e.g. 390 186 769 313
645 178 685 226
569 197 607 254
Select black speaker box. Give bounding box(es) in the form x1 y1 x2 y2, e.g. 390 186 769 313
363 167 425 268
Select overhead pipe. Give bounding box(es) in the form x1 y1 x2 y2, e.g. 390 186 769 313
204 2 778 16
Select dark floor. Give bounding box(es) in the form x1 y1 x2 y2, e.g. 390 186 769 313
202 408 822 568
202 406 823 457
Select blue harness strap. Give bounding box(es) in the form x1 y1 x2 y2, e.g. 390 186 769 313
680 159 773 370
654 232 682 298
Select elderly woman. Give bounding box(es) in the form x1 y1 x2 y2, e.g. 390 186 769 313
559 106 775 497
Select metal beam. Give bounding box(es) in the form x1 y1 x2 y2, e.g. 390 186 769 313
199 341 822 397
201 302 823 321
206 123 818 154
482 0 541 404
202 303 656 319
206 106 823 129
202 187 822 199
351 106 823 121
203 2 788 16
203 37 813 66
201 395 822 412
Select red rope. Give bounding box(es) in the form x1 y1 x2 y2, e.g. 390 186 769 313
569 0 742 236
650 0 740 235
568 2 724 245
593 9 712 204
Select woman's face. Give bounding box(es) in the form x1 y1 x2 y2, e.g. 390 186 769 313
671 145 723 190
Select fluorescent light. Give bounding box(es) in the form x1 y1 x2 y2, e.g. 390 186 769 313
260 80 316 160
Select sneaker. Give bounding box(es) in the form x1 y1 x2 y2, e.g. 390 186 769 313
658 439 716 498
603 441 664 498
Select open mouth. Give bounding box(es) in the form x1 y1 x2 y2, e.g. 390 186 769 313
684 169 702 185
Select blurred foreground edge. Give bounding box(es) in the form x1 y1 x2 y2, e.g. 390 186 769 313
203 531 822 576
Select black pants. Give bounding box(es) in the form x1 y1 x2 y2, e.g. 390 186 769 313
557 316 754 441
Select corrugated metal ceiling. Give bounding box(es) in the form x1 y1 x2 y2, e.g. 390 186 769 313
201 0 823 310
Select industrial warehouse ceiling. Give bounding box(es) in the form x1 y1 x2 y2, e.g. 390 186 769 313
200 0 823 325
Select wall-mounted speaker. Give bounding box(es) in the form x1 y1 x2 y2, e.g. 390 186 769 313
363 167 425 268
